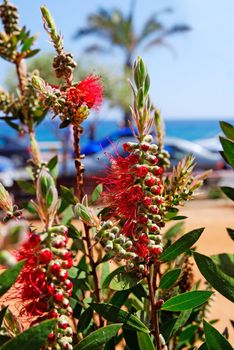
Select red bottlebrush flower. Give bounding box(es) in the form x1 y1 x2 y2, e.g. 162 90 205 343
63 257 73 269
140 143 150 151
47 283 55 295
154 166 163 176
143 197 152 207
50 262 62 276
145 177 155 187
150 206 159 214
27 233 41 247
136 165 148 178
64 279 73 291
138 215 148 224
151 186 161 195
66 75 103 110
151 246 163 256
48 332 56 343
38 249 53 264
134 235 150 259
48 309 59 319
53 292 64 303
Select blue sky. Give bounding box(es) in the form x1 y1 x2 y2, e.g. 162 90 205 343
1 0 234 119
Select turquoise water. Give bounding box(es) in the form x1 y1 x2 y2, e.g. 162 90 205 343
0 118 233 145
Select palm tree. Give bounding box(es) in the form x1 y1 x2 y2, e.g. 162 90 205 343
74 1 190 125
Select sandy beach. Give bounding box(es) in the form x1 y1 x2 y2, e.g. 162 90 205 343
178 198 234 344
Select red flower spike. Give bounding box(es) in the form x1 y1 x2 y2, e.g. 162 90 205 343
140 143 150 151
62 257 73 269
48 309 59 319
151 186 161 195
47 283 55 295
38 249 53 264
150 206 159 214
145 177 155 187
151 246 163 255
143 197 152 207
28 234 41 247
64 279 73 290
48 332 56 343
50 262 62 276
154 167 163 176
138 215 148 224
67 75 103 110
54 292 64 303
136 165 148 178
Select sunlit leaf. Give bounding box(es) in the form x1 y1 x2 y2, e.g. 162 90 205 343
194 252 234 302
161 291 212 312
160 228 204 262
75 324 123 350
203 320 233 350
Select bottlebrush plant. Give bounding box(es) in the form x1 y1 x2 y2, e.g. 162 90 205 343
0 2 233 350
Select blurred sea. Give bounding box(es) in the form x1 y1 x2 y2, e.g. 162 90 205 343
0 118 233 145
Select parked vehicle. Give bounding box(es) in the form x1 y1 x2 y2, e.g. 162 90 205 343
0 136 30 166
63 136 225 178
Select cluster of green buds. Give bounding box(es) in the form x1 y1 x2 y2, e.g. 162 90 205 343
95 134 165 274
0 0 38 62
41 6 76 84
0 0 19 35
163 155 210 210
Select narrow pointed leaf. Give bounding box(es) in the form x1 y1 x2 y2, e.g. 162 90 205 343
159 268 181 289
90 303 149 333
221 186 234 201
90 184 103 203
220 136 234 168
137 332 154 350
203 320 233 350
0 319 56 350
172 309 192 335
220 121 234 141
0 260 25 297
102 266 141 291
160 228 204 262
194 252 234 302
161 291 212 312
77 307 93 332
211 253 234 278
227 228 234 241
75 324 123 350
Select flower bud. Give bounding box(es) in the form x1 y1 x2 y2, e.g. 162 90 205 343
0 183 13 214
1 220 28 250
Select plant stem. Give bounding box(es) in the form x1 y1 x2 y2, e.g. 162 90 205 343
73 125 84 202
72 124 103 327
15 59 26 94
147 271 161 350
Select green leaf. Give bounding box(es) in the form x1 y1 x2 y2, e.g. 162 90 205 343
77 307 93 333
212 253 234 278
109 290 131 308
21 36 35 52
203 320 233 350
159 268 181 289
172 309 192 335
60 185 77 205
161 291 212 312
194 252 234 302
0 307 8 327
220 136 234 168
102 265 141 291
47 155 58 178
137 332 154 350
198 343 208 350
164 207 179 221
220 121 234 141
17 180 35 195
164 222 185 240
90 184 103 204
75 324 123 350
221 186 234 201
0 260 25 297
227 228 234 241
179 324 197 342
24 48 40 58
160 228 204 262
90 303 149 333
0 319 56 350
